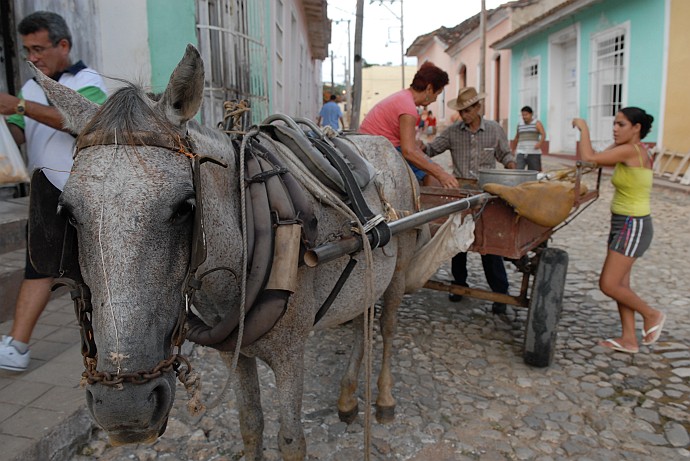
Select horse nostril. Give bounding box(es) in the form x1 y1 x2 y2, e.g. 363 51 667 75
86 388 98 406
149 382 172 430
158 417 169 437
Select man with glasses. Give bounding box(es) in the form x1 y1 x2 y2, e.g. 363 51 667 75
423 87 516 315
0 11 107 371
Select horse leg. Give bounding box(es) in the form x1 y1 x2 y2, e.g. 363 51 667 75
223 353 264 461
375 265 406 423
337 313 364 423
268 348 307 461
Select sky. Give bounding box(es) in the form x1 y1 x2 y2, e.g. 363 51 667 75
324 0 505 84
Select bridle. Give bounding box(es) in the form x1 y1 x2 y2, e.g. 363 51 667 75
65 129 226 391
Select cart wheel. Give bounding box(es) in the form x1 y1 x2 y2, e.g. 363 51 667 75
523 247 568 367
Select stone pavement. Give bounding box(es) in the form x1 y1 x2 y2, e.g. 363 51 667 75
2 156 690 460
71 159 690 460
0 292 95 461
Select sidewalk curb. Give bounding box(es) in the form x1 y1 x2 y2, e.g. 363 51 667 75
12 406 94 461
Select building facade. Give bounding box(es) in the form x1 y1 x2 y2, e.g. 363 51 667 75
405 1 556 132
493 0 672 155
4 0 330 128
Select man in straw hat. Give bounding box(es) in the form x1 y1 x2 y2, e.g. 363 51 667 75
423 87 516 315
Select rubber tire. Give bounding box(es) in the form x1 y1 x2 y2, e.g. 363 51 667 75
523 247 569 367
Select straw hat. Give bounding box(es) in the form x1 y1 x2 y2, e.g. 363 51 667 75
447 87 486 111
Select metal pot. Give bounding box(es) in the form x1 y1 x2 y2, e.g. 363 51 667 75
478 169 538 189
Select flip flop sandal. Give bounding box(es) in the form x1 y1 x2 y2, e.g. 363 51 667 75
642 313 667 346
600 338 639 354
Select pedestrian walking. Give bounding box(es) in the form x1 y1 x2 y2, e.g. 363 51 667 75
0 11 107 371
317 94 344 130
572 107 666 353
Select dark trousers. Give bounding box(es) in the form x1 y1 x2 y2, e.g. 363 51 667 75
515 153 542 171
451 252 509 294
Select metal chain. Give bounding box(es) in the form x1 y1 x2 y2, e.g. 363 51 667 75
69 281 201 407
81 353 180 386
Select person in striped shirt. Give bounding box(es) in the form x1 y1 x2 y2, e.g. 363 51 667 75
512 106 546 171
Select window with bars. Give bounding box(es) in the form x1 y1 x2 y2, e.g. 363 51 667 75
596 33 624 116
196 0 269 127
589 25 628 146
274 0 284 112
520 58 539 116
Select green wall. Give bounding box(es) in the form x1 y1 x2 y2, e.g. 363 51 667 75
147 0 199 93
508 0 665 141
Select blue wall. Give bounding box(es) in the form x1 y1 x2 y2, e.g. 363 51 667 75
506 0 664 142
147 0 199 93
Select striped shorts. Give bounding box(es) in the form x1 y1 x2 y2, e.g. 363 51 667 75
608 214 653 258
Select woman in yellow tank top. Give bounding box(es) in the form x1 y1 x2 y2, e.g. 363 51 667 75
572 107 665 354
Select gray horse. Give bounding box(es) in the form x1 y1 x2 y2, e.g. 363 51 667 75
34 45 418 460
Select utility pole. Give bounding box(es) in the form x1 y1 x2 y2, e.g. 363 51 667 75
351 0 364 130
330 50 335 93
346 19 352 129
479 0 486 93
399 0 404 89
373 0 405 89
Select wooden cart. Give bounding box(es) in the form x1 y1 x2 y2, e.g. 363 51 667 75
420 163 601 367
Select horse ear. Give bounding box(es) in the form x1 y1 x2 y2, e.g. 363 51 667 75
27 62 100 134
157 44 204 127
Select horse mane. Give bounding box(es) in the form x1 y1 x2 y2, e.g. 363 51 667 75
79 82 232 156
79 83 182 146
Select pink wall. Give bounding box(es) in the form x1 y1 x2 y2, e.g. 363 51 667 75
413 36 455 124
447 17 512 130
413 14 512 132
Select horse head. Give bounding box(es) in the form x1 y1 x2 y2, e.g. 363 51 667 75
34 45 208 445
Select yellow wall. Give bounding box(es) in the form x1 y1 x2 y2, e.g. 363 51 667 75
360 65 417 124
663 0 690 152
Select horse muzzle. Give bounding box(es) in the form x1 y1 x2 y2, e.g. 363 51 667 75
85 373 176 445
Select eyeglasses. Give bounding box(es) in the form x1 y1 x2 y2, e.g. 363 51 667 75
20 44 57 59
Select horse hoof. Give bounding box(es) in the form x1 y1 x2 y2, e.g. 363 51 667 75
375 404 395 424
338 405 359 424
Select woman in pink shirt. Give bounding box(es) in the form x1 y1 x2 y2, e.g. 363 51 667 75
360 62 458 188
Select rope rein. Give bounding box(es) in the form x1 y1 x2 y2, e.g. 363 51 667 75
220 100 251 135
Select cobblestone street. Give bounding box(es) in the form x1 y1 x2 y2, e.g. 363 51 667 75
75 172 690 461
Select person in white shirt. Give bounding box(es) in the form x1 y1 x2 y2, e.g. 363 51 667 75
0 11 107 372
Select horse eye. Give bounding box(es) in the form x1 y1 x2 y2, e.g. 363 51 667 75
171 200 195 225
57 204 78 227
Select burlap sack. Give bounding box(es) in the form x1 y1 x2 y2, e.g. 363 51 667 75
405 213 475 293
483 180 588 228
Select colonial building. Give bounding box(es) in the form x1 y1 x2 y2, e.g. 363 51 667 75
2 0 330 127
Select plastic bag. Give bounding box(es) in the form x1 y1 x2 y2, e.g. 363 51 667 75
0 117 29 184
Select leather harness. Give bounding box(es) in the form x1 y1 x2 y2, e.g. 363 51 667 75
52 122 391 385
